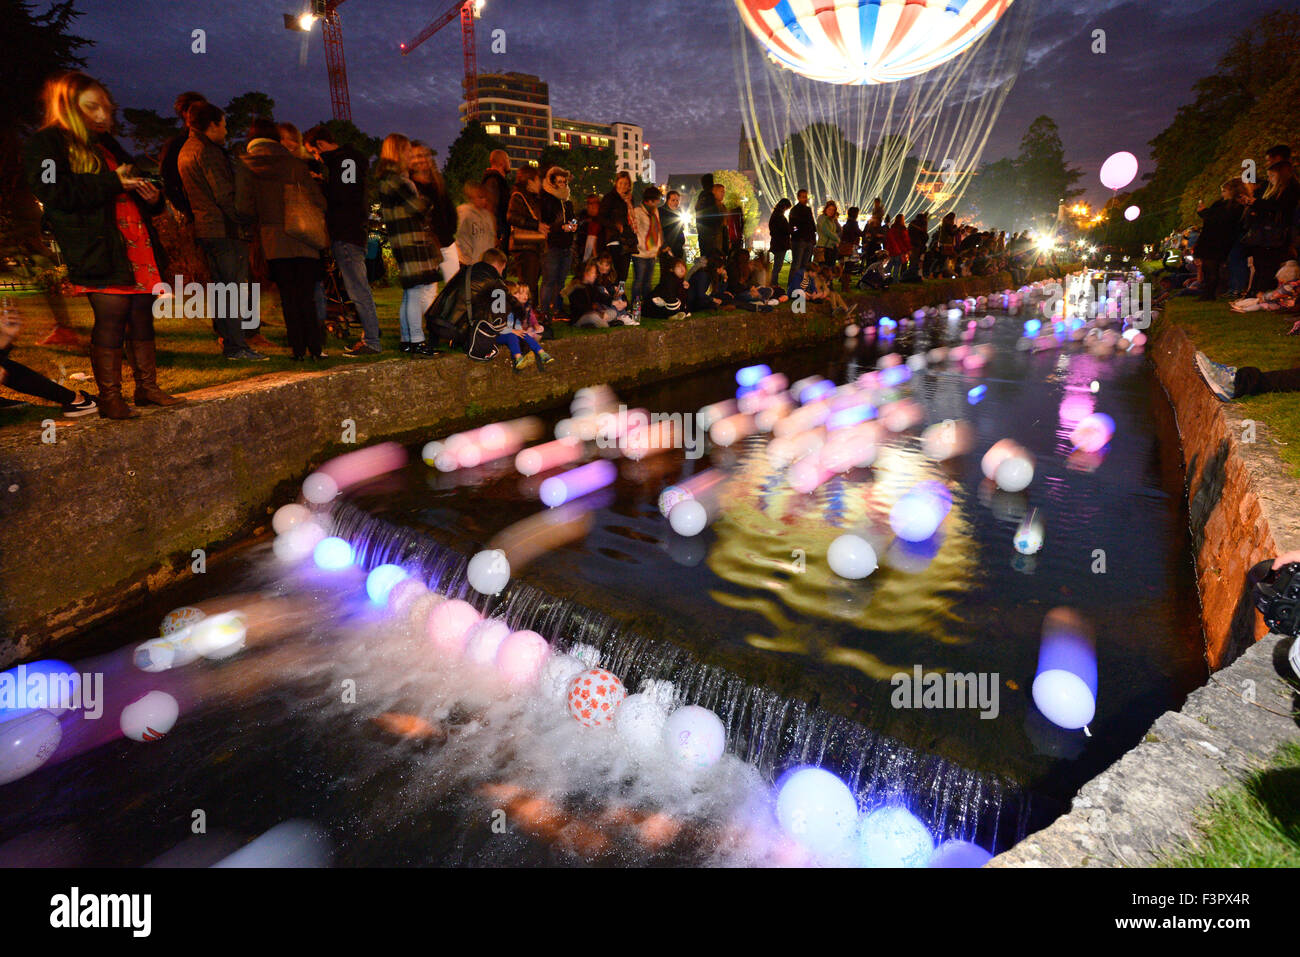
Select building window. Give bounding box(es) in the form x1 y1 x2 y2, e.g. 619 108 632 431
485 124 501 135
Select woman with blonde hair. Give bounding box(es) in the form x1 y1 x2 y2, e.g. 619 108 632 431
22 71 183 419
1194 177 1247 301
376 132 442 357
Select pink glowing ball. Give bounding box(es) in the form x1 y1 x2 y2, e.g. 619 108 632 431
427 599 482 659
464 619 512 667
1070 413 1116 454
1100 151 1139 191
981 439 1022 480
387 577 428 616
496 630 552 688
567 667 627 728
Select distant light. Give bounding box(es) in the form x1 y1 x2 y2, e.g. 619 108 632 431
298 12 317 30
1124 206 1140 221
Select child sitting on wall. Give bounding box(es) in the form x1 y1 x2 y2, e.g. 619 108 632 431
499 282 555 372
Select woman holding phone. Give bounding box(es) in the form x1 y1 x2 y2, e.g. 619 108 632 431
23 71 184 419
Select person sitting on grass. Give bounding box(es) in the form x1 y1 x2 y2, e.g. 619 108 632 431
499 282 554 372
423 246 510 358
1229 262 1299 314
1195 349 1300 401
594 254 633 323
567 258 625 328
727 252 778 312
810 264 849 316
687 260 731 312
749 253 786 304
0 304 97 417
644 257 690 321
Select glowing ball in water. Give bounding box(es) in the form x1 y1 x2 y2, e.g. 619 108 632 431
663 705 726 769
467 549 511 597
1032 608 1097 731
120 691 179 742
301 471 338 505
160 606 205 636
905 353 926 372
921 420 972 461
827 534 878 580
857 805 934 868
615 693 668 756
0 660 79 721
271 503 311 536
540 653 587 702
889 486 950 543
1014 510 1045 556
735 364 771 388
0 710 61 784
968 385 988 405
427 600 482 659
189 612 247 660
995 453 1035 493
312 537 354 571
844 323 860 338
539 460 617 508
366 564 408 605
1071 413 1116 453
495 630 551 688
272 519 326 563
929 839 993 868
669 499 709 537
464 619 512 668
1023 318 1042 337
775 767 858 856
567 668 626 727
387 577 428 616
1125 205 1141 222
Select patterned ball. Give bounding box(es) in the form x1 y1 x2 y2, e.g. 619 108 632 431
160 606 205 637
566 668 626 727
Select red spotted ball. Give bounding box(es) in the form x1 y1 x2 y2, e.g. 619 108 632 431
566 667 626 728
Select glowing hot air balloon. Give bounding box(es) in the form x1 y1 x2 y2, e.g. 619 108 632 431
735 0 1019 86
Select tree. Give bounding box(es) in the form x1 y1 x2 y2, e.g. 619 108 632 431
223 91 275 141
538 143 615 202
442 119 505 204
312 118 380 162
713 169 759 242
121 106 178 160
0 0 91 255
1013 115 1083 228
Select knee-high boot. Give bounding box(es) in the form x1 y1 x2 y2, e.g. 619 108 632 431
89 346 136 419
124 339 186 407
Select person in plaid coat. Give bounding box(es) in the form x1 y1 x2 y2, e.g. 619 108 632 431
377 133 442 357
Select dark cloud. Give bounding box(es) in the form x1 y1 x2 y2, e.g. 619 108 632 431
70 0 1282 204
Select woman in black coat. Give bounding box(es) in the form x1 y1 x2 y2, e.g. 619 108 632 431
768 198 792 288
1194 180 1245 301
23 71 183 419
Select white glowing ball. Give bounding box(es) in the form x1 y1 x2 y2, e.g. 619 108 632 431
1014 516 1044 556
421 441 442 466
495 630 551 688
615 693 669 756
427 599 482 659
889 490 946 543
272 519 326 563
775 767 858 856
189 612 247 660
271 503 311 536
0 710 62 784
134 636 182 673
464 619 512 668
540 653 587 702
662 705 726 770
1124 205 1140 222
994 453 1035 493
929 839 994 868
1032 670 1096 730
827 534 878 580
467 549 511 596
669 500 709 537
120 691 179 742
366 564 408 605
844 323 860 338
905 353 926 373
857 806 935 867
302 471 338 504
160 605 205 636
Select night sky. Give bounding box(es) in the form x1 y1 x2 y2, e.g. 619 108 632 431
67 0 1287 204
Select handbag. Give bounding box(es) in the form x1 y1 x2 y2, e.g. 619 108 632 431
283 180 327 250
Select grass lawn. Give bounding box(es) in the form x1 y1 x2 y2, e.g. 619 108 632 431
1156 739 1300 867
1157 296 1300 478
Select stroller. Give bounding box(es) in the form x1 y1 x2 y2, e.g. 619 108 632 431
320 247 360 342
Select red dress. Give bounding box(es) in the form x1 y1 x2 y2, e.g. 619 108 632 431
67 146 163 296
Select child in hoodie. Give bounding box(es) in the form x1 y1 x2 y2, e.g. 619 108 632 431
498 281 554 371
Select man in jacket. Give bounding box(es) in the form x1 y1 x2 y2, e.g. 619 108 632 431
304 125 383 355
481 150 512 250
178 102 265 360
788 189 816 273
694 174 720 265
159 90 206 221
538 166 576 319
424 247 511 356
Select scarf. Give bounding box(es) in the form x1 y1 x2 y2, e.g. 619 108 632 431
643 204 661 250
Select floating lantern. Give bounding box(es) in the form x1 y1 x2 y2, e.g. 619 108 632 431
736 364 772 388
1032 608 1097 732
668 499 710 537
120 690 179 742
312 536 354 571
920 420 972 461
427 600 481 659
857 805 934 868
386 577 428 616
1071 413 1115 453
967 385 988 404
0 710 61 784
515 437 583 477
567 668 626 727
663 705 726 770
616 693 669 757
272 519 326 563
775 767 858 856
160 606 205 636
189 612 247 660
994 451 1035 493
709 413 757 448
827 534 878 580
495 630 551 688
365 564 408 605
467 549 511 596
1100 151 1139 191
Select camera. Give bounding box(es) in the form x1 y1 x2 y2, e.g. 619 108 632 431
1249 559 1300 638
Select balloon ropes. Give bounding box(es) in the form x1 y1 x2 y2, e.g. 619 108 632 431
734 0 1037 221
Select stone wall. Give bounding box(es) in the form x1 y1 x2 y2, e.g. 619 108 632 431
0 272 1041 665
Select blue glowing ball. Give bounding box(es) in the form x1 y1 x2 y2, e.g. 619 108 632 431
967 385 988 405
736 364 772 388
0 659 80 723
827 403 876 430
775 767 859 856
365 564 408 605
879 316 897 330
929 839 993 868
313 537 354 571
799 380 835 404
880 365 911 388
1023 319 1042 336
857 805 934 868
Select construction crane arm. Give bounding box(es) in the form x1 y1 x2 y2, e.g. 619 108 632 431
400 1 464 54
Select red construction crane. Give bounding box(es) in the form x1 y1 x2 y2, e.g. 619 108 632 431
284 1 352 123
400 1 484 122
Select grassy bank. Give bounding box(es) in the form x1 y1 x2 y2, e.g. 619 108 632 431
1157 297 1300 478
